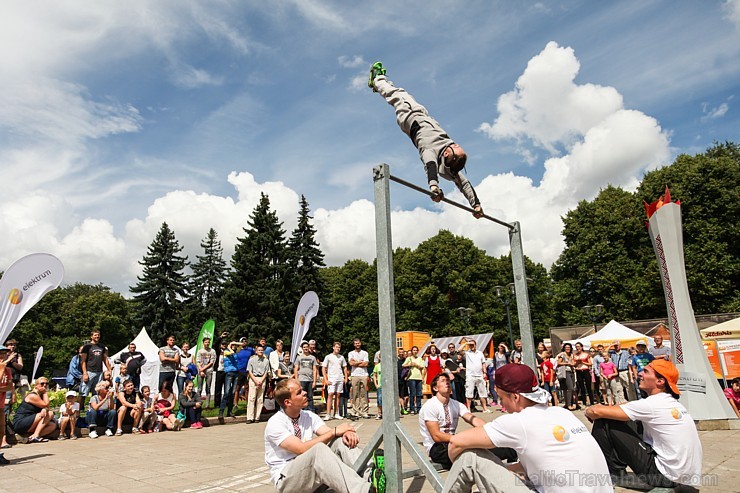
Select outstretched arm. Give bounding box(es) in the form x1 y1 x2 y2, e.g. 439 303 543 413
453 172 483 218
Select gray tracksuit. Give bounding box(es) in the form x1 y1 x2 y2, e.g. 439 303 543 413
375 75 480 208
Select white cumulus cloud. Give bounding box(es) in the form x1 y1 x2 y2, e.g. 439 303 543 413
724 0 740 29
479 42 624 155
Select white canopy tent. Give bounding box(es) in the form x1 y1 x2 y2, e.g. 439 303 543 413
109 327 163 394
565 320 654 350
700 317 740 340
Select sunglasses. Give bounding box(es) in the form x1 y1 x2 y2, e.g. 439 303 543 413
38 382 49 386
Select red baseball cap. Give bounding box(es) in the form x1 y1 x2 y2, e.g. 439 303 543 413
495 364 539 394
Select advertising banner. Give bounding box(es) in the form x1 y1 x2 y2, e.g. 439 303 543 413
290 291 319 363
0 253 64 344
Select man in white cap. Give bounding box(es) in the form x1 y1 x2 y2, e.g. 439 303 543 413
586 359 702 490
444 364 612 493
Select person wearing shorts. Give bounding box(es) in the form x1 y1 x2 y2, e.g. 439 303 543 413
321 342 347 420
464 340 490 413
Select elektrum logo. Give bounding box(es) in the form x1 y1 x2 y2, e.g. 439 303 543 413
552 425 569 442
8 289 22 305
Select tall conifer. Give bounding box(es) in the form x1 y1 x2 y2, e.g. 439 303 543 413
130 222 189 343
222 193 290 341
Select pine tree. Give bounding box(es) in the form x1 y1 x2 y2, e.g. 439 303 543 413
184 228 228 328
287 195 326 300
130 222 189 343
222 193 290 342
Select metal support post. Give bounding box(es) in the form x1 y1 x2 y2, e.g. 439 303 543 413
366 163 403 492
509 221 536 370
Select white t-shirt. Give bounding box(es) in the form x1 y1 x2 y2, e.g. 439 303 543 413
322 353 347 382
418 396 469 452
264 410 325 485
484 404 612 493
347 349 369 377
60 402 80 416
621 392 702 485
465 350 486 378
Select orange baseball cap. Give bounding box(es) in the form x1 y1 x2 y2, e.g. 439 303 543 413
649 359 680 395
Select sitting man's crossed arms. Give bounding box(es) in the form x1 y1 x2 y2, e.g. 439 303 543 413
264 378 380 493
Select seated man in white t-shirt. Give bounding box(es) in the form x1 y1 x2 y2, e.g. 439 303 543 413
419 374 486 469
446 364 612 493
586 359 702 490
264 378 377 493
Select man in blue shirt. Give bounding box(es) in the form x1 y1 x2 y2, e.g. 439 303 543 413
234 338 254 412
219 339 245 419
629 342 654 400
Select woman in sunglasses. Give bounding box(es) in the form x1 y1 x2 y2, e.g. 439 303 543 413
12 378 57 443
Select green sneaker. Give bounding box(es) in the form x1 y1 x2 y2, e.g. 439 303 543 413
370 448 386 493
368 61 386 91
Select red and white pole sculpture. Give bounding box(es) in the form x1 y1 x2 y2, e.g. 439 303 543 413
646 189 735 420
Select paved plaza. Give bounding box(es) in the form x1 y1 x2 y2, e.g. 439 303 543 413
1 408 738 493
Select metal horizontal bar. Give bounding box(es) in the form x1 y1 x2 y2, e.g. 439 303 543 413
401 462 448 479
388 174 515 230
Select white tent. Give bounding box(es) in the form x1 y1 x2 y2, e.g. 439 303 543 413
700 317 740 340
109 327 162 394
565 320 653 350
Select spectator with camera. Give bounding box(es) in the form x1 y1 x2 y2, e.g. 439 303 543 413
87 381 116 438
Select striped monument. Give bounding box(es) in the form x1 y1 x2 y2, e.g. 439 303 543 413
646 189 735 420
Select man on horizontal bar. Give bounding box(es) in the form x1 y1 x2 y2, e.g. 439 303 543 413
369 62 484 219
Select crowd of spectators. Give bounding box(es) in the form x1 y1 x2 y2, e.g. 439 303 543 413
0 329 304 455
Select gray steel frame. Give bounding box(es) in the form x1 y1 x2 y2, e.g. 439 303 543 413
355 164 534 492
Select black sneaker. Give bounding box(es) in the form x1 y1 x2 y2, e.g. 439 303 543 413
0 453 9 465
368 62 387 91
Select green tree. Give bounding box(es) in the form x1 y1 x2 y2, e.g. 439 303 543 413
222 193 290 342
183 228 228 329
550 186 661 325
320 260 378 355
10 283 134 377
287 195 326 299
130 222 189 343
637 141 740 313
550 142 739 325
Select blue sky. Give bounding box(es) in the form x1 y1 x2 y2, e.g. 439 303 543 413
1 1 738 294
